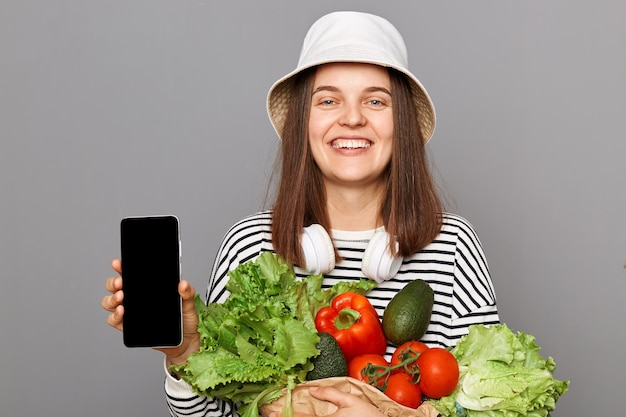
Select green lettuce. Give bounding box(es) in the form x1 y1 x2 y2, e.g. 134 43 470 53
431 324 570 417
173 252 376 417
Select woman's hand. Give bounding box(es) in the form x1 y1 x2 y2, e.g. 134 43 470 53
101 259 201 366
269 386 385 417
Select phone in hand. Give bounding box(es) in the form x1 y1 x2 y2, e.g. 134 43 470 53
120 215 182 348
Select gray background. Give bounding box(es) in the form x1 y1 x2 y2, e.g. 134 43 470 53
1 1 624 416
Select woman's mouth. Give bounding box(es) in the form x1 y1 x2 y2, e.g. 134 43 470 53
331 139 371 149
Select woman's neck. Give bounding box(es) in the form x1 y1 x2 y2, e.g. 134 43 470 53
325 183 384 231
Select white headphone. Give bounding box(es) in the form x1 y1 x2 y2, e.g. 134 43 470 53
300 224 403 283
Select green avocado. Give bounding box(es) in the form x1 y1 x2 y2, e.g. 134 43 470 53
382 279 434 346
306 332 348 381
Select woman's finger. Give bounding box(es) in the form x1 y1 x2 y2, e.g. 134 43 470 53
179 280 196 301
111 258 122 274
106 304 124 331
179 280 199 332
101 289 123 312
104 275 122 293
307 386 355 408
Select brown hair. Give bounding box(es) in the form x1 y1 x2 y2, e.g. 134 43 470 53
271 66 442 267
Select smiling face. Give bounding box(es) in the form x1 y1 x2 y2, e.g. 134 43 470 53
308 63 394 192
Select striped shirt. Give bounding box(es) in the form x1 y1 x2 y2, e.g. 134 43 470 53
165 211 499 417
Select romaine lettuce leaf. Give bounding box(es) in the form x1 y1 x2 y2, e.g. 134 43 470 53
431 324 569 417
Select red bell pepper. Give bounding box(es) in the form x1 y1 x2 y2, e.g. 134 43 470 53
315 292 387 361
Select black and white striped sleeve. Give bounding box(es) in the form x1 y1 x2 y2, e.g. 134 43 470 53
164 363 236 417
448 214 500 328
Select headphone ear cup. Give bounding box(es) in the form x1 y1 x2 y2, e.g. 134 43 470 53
362 232 403 283
300 224 336 275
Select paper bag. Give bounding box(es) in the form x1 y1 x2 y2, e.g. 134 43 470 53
259 376 440 417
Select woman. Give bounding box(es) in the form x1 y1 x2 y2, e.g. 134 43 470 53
103 11 499 417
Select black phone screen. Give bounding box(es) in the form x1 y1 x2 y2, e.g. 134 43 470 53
120 215 182 348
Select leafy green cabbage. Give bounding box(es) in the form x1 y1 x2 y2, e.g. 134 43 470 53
173 252 375 417
431 324 570 417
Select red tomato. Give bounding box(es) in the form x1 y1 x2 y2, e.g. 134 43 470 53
416 347 459 398
391 341 429 380
385 372 423 409
348 354 389 388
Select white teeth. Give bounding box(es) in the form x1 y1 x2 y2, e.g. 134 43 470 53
331 139 371 149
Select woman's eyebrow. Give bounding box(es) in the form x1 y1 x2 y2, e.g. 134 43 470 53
312 85 339 94
311 86 392 95
366 86 392 95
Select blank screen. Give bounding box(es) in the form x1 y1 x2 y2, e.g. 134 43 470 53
121 216 182 347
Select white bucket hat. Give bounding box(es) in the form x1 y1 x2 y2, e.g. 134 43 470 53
267 11 436 143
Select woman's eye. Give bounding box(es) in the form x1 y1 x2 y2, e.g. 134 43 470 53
368 99 386 107
321 99 336 105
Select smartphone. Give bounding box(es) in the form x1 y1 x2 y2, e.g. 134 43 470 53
120 215 182 348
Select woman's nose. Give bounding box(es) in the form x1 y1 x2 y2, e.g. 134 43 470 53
338 102 366 127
